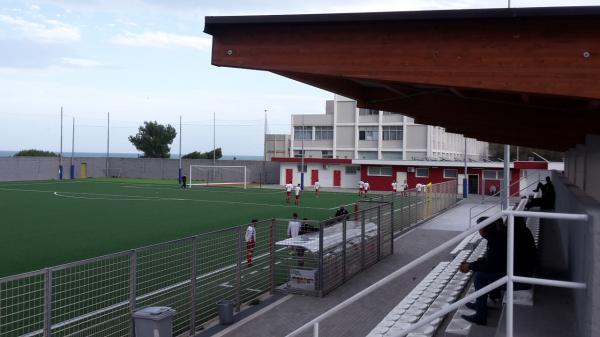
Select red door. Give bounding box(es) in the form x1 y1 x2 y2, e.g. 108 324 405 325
285 169 293 184
311 170 319 185
333 170 341 187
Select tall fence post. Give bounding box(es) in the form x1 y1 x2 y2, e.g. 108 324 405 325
318 221 325 296
377 206 381 261
408 191 412 226
129 250 137 337
342 218 347 283
270 219 275 294
43 268 52 337
360 211 366 271
390 201 395 255
190 236 198 335
235 226 243 312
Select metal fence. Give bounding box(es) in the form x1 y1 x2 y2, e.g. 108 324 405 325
0 182 458 337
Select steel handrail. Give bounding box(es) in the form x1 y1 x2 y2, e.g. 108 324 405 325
287 199 589 337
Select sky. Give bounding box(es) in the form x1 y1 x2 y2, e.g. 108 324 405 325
1 0 598 156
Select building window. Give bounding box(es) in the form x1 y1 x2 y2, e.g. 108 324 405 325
359 108 379 115
415 168 429 178
293 150 304 158
368 166 393 176
484 170 502 179
443 169 458 178
297 164 307 173
382 126 403 140
345 166 360 175
294 126 312 140
321 150 333 159
359 126 378 141
315 126 333 140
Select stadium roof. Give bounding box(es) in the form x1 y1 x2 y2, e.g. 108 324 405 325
204 6 600 152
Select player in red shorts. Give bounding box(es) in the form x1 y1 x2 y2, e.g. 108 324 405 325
285 182 293 203
294 184 301 205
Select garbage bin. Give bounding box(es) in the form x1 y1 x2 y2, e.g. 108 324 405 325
216 300 235 325
133 307 176 337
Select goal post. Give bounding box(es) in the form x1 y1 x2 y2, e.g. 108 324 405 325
189 165 247 189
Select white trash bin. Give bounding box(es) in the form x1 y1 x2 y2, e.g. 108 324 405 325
133 307 176 337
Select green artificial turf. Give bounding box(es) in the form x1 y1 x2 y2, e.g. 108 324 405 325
0 178 361 277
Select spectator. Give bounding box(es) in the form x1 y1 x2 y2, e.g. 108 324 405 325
514 217 537 287
335 206 349 220
459 217 507 326
245 220 257 267
526 176 555 210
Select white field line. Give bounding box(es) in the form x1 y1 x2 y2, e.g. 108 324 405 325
0 186 334 210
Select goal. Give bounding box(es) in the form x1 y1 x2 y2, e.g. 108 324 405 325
189 165 247 189
103 168 122 178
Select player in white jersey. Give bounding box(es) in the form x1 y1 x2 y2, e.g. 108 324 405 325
391 180 398 193
294 184 301 205
358 180 365 196
287 213 301 238
245 220 257 267
363 181 370 197
314 180 320 197
285 182 294 203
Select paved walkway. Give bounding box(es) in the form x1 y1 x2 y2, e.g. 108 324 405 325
197 201 482 337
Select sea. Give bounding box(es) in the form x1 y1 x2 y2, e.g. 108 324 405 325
0 151 262 161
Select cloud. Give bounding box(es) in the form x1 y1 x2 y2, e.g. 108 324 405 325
111 31 210 50
60 57 105 68
0 14 80 43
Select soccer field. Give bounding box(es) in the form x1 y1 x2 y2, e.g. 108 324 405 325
0 178 361 277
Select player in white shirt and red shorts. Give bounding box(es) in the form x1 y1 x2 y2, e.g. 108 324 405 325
285 182 293 203
358 180 365 196
391 180 398 193
363 181 370 197
294 184 301 205
245 220 257 267
314 180 320 197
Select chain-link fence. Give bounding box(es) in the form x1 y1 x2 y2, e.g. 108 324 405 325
0 182 458 337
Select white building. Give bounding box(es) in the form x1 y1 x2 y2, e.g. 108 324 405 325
289 95 488 162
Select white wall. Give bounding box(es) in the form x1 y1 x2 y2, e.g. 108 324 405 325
279 163 359 189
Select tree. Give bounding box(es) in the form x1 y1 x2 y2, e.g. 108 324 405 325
128 121 177 158
14 149 57 157
182 148 223 160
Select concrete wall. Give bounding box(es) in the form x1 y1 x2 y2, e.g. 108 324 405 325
546 172 600 337
0 157 280 184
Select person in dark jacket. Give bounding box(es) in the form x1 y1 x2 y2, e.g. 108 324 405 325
459 217 506 325
526 176 555 210
513 217 537 289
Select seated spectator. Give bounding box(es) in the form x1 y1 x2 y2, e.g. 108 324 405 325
335 206 349 220
459 217 507 326
525 176 555 210
514 217 537 289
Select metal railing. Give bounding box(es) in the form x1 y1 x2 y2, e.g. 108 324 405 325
468 177 542 225
286 199 588 337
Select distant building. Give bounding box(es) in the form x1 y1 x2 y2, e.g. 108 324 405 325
264 134 290 161
288 95 489 161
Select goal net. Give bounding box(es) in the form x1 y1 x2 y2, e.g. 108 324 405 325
103 168 122 178
189 165 247 189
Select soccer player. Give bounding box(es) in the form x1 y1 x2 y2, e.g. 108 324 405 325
358 180 365 196
363 181 370 197
285 182 294 203
245 219 257 267
391 180 398 193
314 180 320 197
180 175 187 189
294 184 301 205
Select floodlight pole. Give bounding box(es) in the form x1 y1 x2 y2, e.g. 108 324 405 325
59 106 63 180
106 112 110 177
179 115 182 184
301 114 305 190
70 117 75 179
212 112 216 183
262 109 268 188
